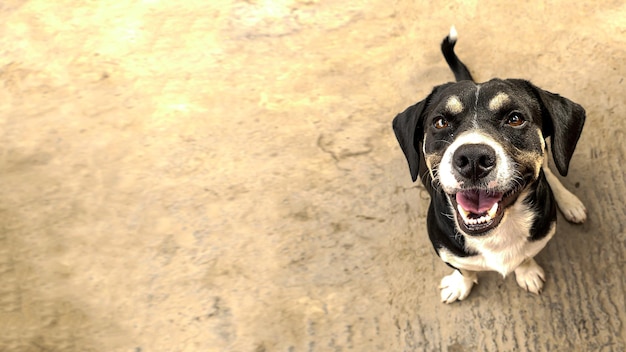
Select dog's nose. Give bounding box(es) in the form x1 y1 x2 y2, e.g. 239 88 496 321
453 144 496 180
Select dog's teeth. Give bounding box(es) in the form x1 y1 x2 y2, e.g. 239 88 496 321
458 203 498 227
457 204 470 222
487 202 499 218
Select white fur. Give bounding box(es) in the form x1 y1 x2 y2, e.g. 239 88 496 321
472 85 481 128
431 120 583 303
542 156 587 223
439 190 556 278
449 26 458 42
439 269 476 303
514 258 545 294
438 130 512 194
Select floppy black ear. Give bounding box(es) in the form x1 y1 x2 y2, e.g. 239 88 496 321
393 84 453 181
392 100 427 182
531 85 586 176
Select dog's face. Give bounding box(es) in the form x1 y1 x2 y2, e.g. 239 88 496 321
393 79 585 236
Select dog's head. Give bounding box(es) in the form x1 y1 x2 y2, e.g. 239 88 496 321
393 79 585 235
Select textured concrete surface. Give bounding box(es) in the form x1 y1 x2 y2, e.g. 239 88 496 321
1 0 625 351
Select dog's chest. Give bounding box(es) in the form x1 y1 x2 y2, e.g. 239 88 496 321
440 194 556 276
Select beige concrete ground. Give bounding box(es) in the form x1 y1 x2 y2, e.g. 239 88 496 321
1 0 625 351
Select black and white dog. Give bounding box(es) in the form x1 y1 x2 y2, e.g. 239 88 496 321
393 27 587 303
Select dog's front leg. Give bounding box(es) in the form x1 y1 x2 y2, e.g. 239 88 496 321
439 269 478 303
514 258 545 294
543 156 587 223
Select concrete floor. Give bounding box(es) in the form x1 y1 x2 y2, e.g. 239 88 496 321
1 0 625 351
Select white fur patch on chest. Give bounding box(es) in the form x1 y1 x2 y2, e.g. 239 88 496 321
439 191 556 277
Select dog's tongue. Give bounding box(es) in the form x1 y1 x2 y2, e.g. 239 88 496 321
456 190 503 214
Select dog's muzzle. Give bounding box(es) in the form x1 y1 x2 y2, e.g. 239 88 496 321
447 143 522 235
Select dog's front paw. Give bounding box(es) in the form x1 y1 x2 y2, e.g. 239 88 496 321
514 258 545 295
555 189 587 224
439 270 477 304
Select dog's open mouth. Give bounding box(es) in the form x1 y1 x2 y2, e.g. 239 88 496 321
450 188 521 235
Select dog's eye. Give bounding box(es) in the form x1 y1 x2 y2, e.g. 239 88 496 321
433 117 449 129
506 113 526 127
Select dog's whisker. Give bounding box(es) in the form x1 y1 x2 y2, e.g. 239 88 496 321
440 211 455 220
435 139 453 146
423 165 443 192
430 167 441 189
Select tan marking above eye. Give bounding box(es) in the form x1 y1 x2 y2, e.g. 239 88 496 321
445 95 464 114
488 92 511 111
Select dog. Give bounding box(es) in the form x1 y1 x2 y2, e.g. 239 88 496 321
392 27 587 303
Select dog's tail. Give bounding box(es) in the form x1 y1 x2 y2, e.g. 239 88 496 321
441 26 474 82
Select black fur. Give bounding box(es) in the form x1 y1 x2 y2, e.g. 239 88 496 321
392 30 586 287
525 170 558 241
427 188 473 258
392 83 453 182
441 34 473 82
